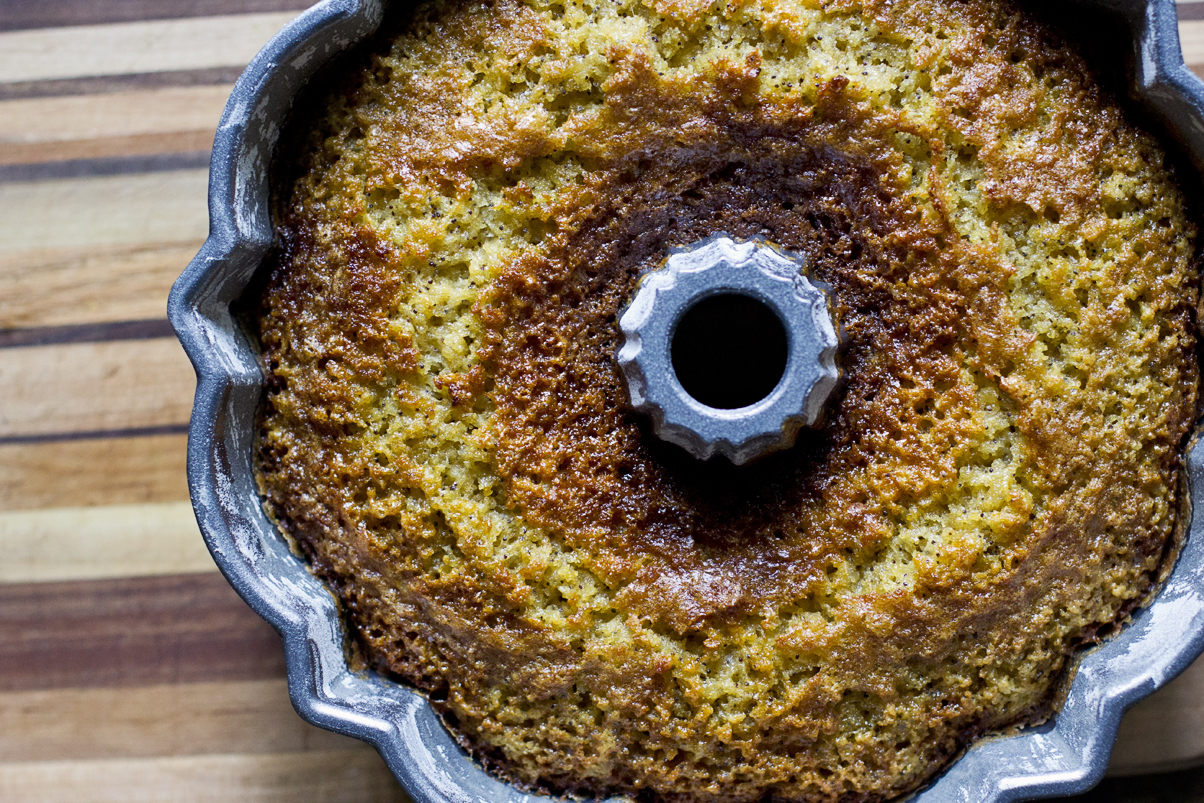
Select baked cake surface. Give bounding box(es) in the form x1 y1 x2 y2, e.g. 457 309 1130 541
255 0 1200 799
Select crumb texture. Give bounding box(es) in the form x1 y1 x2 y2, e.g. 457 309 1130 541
255 0 1199 799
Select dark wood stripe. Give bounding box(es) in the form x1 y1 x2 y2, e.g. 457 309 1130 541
0 319 176 349
0 424 190 447
0 573 286 692
1069 766 1204 800
0 67 247 101
0 152 211 184
1180 2 1204 21
0 0 314 33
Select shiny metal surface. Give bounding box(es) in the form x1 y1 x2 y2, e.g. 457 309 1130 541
168 0 1204 800
617 234 840 464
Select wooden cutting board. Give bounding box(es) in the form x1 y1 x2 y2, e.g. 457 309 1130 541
2 1 1204 800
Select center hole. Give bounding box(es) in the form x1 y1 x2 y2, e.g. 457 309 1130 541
671 293 789 410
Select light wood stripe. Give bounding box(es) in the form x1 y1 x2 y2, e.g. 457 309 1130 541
0 13 299 85
0 338 195 440
0 679 353 762
0 573 285 692
0 171 208 253
0 434 189 511
0 86 231 166
0 241 202 329
0 501 214 584
0 750 408 802
0 86 231 146
1180 19 1204 66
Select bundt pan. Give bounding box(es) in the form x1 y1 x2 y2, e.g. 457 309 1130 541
168 0 1204 800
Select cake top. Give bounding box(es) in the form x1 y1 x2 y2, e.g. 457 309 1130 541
255 0 1199 799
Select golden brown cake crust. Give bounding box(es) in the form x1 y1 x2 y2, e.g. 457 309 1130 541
255 0 1200 800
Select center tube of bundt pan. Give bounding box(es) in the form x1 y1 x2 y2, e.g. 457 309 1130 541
616 234 841 465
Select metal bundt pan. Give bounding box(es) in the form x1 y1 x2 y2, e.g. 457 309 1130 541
168 0 1204 799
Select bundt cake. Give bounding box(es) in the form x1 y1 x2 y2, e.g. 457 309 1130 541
254 0 1199 798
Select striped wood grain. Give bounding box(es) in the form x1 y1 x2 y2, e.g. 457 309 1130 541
0 750 407 803
0 13 302 84
1 3 1203 801
0 0 313 33
0 434 188 510
0 86 232 165
0 1 400 799
1181 19 1204 67
0 337 195 443
0 319 175 349
0 68 250 102
0 171 208 253
0 241 204 328
0 337 196 439
0 573 286 692
0 680 353 761
0 501 213 584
